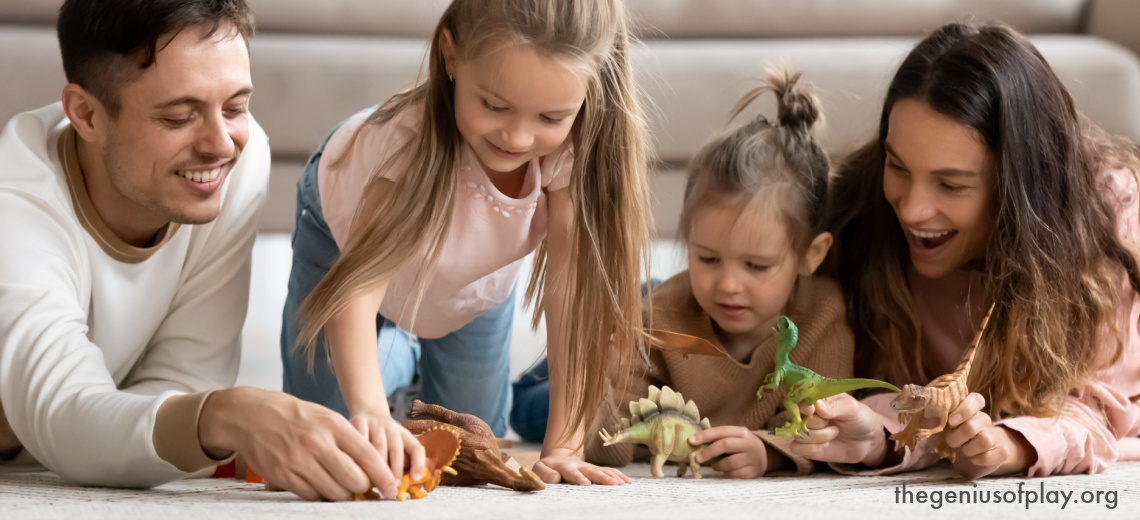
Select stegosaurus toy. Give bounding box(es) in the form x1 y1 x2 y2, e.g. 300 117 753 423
599 385 711 478
759 316 900 437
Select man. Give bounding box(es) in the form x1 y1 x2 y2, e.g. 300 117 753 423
0 0 403 501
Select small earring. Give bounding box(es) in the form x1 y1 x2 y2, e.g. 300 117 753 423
448 73 455 82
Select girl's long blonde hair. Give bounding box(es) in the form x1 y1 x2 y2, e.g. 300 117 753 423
826 22 1140 419
297 0 652 440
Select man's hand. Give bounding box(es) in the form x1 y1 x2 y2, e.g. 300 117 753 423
198 387 390 501
689 426 770 479
532 447 631 486
0 400 21 459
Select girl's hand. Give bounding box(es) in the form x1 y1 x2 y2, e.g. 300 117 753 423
349 409 425 498
787 393 893 467
689 426 768 479
532 447 631 486
942 393 1034 479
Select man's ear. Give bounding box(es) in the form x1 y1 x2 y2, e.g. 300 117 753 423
798 231 833 276
439 28 458 78
61 83 106 142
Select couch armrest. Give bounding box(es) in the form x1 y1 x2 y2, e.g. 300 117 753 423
1086 0 1140 59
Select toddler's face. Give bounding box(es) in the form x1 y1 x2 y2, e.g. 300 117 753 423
447 41 588 177
687 204 802 346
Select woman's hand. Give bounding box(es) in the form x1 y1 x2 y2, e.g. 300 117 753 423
942 393 1035 479
532 447 631 486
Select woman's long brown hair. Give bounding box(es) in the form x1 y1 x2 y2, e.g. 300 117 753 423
826 22 1140 419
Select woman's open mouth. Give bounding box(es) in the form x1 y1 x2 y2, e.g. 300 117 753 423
909 227 956 250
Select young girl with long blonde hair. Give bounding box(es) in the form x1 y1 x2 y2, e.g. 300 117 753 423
280 0 652 497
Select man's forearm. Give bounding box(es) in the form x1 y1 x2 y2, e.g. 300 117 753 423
197 387 244 460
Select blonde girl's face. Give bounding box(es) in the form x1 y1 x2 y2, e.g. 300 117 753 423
882 98 995 279
443 34 588 177
687 203 822 348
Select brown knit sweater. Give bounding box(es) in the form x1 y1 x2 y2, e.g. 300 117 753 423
584 270 854 475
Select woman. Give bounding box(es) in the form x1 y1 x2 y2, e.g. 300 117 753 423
792 22 1140 479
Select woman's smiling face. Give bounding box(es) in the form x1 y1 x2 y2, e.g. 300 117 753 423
882 98 996 279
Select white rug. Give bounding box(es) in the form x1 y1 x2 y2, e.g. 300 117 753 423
3 462 1138 520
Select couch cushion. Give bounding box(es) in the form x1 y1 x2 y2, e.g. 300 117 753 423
626 0 1087 39
241 0 1091 39
6 0 1085 39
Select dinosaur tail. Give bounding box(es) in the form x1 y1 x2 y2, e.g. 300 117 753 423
812 378 900 400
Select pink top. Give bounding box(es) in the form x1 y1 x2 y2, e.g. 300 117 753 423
318 106 573 338
838 167 1140 476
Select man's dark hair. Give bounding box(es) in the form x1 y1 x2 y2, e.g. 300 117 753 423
58 0 255 116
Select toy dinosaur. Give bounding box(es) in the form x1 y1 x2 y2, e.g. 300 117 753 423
890 303 994 461
599 385 711 478
401 401 545 492
758 316 900 437
352 425 462 501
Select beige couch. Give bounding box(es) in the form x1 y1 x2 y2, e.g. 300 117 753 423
3 0 1140 238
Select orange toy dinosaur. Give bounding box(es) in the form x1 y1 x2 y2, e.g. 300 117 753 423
889 303 994 461
353 425 462 501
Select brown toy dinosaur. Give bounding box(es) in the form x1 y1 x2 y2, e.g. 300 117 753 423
889 303 994 461
402 401 545 492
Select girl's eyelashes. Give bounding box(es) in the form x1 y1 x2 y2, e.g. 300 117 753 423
481 98 508 112
696 255 719 264
480 99 565 124
745 262 770 272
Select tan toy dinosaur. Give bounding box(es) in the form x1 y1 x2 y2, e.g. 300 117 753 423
889 303 994 461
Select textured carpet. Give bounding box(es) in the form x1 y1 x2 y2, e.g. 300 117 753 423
3 461 1138 520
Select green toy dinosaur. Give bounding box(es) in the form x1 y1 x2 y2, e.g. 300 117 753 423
599 385 711 478
758 316 900 437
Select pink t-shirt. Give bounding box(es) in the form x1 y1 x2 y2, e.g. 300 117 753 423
837 167 1140 477
317 106 573 338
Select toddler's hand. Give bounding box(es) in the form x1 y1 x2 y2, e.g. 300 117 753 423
787 393 892 467
350 410 425 498
532 447 631 486
689 425 768 479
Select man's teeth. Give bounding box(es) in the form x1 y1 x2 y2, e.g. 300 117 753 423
178 167 222 183
910 228 952 239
